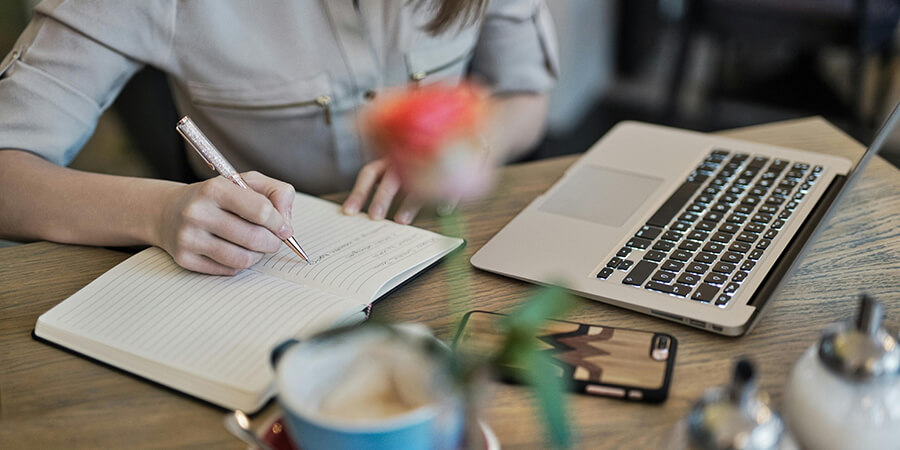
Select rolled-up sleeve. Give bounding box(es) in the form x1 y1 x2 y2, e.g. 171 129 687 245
470 0 560 94
0 1 173 166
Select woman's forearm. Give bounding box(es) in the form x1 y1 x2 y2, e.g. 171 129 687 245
0 149 179 247
488 93 550 162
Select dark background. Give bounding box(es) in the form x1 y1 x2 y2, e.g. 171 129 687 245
1 0 898 182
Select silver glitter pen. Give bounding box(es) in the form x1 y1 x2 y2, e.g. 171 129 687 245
176 116 311 264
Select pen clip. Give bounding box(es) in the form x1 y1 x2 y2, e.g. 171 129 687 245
194 144 216 171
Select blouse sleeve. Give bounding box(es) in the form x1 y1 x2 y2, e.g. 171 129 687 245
0 1 174 166
469 0 560 94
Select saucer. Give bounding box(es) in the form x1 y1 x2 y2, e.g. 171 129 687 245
258 416 500 450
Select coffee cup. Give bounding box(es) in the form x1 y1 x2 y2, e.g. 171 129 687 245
270 323 465 450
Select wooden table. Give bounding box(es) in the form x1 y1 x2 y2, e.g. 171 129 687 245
1 118 898 449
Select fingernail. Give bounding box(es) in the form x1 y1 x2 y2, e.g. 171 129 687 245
278 223 292 238
396 212 411 224
343 203 358 215
370 205 384 220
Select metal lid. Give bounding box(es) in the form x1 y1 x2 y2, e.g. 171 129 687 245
688 359 788 450
818 295 900 382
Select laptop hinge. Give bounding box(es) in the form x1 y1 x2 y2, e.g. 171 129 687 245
747 174 848 309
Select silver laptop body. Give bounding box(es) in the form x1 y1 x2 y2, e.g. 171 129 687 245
472 110 896 336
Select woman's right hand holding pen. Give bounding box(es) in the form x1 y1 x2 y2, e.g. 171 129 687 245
157 171 296 276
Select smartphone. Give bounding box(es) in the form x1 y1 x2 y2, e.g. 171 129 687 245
452 311 676 403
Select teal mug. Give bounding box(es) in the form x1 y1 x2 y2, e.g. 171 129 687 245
270 324 465 450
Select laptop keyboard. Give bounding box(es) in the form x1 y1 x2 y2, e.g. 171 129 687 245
596 149 823 307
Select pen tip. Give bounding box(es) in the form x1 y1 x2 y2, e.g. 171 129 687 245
284 236 312 264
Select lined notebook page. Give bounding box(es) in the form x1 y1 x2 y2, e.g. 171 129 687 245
37 247 364 397
254 194 463 302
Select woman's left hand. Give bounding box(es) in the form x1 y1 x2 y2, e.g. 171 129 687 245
341 158 424 225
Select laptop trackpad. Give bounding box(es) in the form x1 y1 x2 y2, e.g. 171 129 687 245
539 165 664 227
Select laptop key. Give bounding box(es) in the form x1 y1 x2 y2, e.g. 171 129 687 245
702 242 726 253
661 259 685 272
645 281 674 294
695 220 716 232
748 250 764 260
759 204 778 215
711 232 734 243
713 262 737 274
623 261 658 286
715 294 732 307
752 213 773 223
618 260 634 271
732 271 748 282
607 257 623 268
671 221 692 232
597 267 614 279
723 282 740 294
661 230 683 242
652 270 676 283
687 203 705 213
686 262 710 274
740 260 756 271
671 250 693 262
679 240 701 251
727 214 747 224
721 252 742 264
692 283 720 302
635 225 663 240
687 230 708 241
763 229 778 240
719 222 740 234
756 239 771 250
679 212 700 223
694 252 717 264
735 205 754 215
711 203 731 213
748 156 769 168
744 222 765 233
643 250 667 262
653 240 676 252
729 242 751 253
677 273 701 285
617 247 631 258
705 272 728 285
736 232 759 243
646 181 704 227
626 237 652 249
771 219 785 229
670 283 692 297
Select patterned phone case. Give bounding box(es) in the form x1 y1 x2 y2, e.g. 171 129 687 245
453 311 677 403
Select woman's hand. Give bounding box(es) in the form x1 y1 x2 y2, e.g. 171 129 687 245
157 171 296 275
341 158 425 225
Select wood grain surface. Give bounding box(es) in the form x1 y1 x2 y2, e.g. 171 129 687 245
1 118 897 449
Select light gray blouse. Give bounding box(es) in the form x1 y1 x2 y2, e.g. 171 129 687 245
0 0 559 194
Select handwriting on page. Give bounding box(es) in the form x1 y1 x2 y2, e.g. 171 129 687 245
255 196 451 298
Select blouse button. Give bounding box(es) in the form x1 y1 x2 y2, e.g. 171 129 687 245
364 90 377 101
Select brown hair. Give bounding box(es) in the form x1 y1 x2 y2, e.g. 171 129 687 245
418 0 488 35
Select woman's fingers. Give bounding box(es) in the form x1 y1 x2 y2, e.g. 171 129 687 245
394 194 424 225
241 171 296 222
205 177 293 240
367 168 402 220
343 159 389 215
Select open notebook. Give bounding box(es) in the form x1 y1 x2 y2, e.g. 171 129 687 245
34 193 463 413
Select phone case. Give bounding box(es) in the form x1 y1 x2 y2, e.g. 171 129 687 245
452 311 677 403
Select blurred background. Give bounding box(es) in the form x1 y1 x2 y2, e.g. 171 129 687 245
1 0 899 183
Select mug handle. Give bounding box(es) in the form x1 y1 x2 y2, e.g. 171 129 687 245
270 338 300 369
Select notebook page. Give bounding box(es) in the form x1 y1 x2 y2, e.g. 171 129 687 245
254 193 463 302
37 247 365 397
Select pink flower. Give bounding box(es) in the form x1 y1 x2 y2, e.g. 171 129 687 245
361 83 494 201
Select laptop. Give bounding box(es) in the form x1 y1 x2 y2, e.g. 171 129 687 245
471 106 899 336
